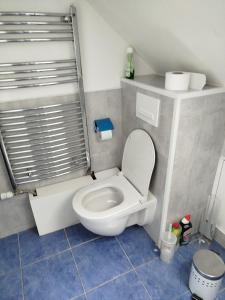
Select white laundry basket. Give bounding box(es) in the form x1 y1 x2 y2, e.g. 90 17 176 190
189 249 225 300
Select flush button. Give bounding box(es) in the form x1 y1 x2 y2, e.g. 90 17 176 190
136 92 160 127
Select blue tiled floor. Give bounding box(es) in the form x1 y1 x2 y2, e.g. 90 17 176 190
117 225 159 267
176 238 208 264
23 251 83 300
72 236 132 291
0 272 22 300
136 254 190 300
66 223 98 247
0 234 20 276
19 227 69 266
86 271 150 300
0 224 225 300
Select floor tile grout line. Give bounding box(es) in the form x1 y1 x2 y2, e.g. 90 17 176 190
21 248 70 269
19 233 100 269
115 237 134 270
69 250 88 299
64 229 88 299
115 237 153 300
17 234 25 300
71 236 101 249
86 269 133 294
64 228 72 249
134 256 159 271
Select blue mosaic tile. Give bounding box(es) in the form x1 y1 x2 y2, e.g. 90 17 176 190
72 237 132 291
0 271 22 300
136 255 190 300
117 226 158 267
66 223 99 247
0 234 20 276
87 271 150 300
23 250 83 300
19 227 69 265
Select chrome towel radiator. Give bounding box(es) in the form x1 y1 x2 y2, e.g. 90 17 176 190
0 6 91 190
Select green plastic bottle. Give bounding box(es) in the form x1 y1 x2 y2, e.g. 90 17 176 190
125 47 135 79
172 222 182 243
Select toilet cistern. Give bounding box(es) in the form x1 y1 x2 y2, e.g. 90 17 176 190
72 129 157 236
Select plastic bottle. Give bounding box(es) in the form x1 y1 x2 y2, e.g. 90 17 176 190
125 47 135 79
179 214 192 245
172 222 182 242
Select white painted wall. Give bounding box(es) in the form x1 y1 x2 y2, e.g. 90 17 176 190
87 0 225 86
222 141 225 156
0 0 152 102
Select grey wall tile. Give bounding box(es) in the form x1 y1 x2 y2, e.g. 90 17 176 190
85 88 123 172
181 93 225 117
168 93 225 233
121 82 174 158
0 193 35 238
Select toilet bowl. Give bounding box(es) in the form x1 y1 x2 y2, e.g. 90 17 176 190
72 129 157 236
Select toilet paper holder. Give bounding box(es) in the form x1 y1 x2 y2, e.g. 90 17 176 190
94 118 114 141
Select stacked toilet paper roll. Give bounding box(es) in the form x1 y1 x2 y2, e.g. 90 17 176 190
165 71 190 91
165 71 206 91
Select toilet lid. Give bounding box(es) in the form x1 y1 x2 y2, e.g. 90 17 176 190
122 129 155 196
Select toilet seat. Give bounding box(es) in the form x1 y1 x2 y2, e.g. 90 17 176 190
122 129 155 197
73 173 143 220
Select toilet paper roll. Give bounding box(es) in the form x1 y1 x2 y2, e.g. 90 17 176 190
100 130 112 140
189 73 206 90
165 71 190 91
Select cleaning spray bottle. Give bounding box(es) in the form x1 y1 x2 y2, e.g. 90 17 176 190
125 47 135 79
172 222 182 244
179 214 192 245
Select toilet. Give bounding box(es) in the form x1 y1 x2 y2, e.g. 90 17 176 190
72 129 157 236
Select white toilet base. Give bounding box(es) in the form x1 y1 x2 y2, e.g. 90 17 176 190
79 192 157 236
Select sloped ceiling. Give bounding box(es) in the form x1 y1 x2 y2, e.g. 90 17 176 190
86 0 225 86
